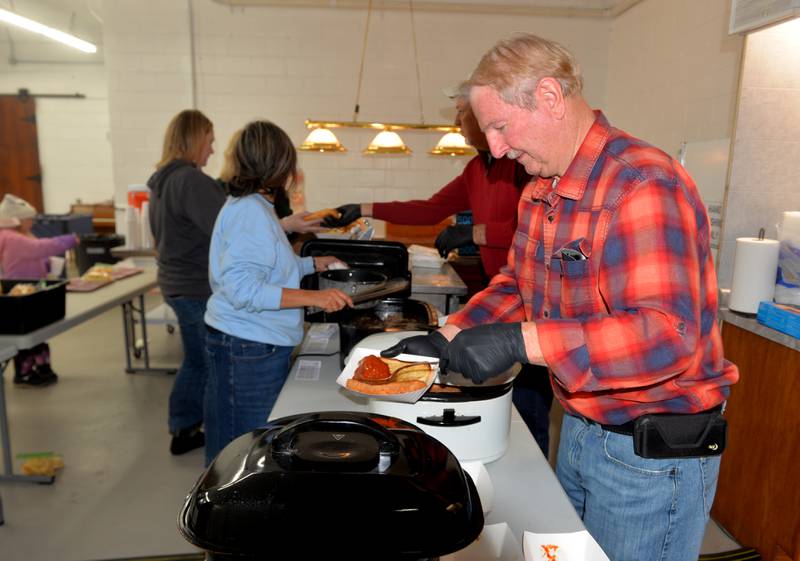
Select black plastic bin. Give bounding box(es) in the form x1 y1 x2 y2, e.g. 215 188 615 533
0 280 67 334
75 234 125 275
31 214 93 238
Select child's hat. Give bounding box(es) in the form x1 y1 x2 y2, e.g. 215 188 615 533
0 194 37 221
0 217 21 229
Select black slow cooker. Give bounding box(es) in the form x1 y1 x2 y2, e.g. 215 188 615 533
178 411 484 560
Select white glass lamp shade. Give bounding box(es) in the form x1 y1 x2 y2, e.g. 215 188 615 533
429 132 477 156
363 130 411 155
299 127 346 152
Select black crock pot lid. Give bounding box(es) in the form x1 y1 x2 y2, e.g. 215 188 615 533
178 411 483 559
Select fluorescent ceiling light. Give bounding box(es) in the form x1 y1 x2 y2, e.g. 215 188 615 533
0 7 97 53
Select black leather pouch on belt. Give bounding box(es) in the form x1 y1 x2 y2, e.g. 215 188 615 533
633 409 726 459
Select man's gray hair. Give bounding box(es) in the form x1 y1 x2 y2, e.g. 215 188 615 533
468 34 583 110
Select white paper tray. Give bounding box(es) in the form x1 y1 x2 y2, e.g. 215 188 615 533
336 347 438 403
442 523 522 561
522 531 610 561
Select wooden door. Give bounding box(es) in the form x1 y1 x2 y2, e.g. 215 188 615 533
0 95 43 212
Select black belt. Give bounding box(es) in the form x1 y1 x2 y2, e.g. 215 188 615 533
206 324 222 335
590 404 724 437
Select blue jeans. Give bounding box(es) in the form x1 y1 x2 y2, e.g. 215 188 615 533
556 414 720 561
163 295 209 435
204 328 293 466
512 364 553 457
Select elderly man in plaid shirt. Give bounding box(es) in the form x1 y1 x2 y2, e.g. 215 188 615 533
384 34 738 561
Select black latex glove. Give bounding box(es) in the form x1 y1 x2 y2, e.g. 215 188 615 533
440 323 528 384
435 225 474 257
322 204 361 228
380 331 448 360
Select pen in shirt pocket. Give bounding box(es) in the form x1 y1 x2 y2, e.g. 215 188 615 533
559 248 587 261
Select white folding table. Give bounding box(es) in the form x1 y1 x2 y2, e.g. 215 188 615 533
0 269 173 484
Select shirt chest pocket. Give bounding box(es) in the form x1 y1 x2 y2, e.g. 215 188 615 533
558 253 598 318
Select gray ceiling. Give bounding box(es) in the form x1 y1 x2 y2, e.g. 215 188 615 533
0 0 636 64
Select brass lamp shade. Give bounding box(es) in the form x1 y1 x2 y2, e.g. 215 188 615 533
429 132 477 157
363 130 411 155
299 127 346 152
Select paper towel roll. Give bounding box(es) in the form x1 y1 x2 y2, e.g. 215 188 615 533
729 237 780 314
125 206 140 250
140 201 152 250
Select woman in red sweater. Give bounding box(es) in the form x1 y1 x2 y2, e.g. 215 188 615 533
326 94 529 279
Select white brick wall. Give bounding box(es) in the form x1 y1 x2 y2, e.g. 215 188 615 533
718 17 800 288
605 0 742 155
104 0 611 236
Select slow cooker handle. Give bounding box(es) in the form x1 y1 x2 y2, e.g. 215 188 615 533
270 415 401 455
417 408 481 427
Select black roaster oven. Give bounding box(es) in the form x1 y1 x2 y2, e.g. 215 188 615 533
300 239 439 364
178 411 484 560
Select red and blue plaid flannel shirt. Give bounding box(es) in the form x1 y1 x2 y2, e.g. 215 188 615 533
447 111 738 425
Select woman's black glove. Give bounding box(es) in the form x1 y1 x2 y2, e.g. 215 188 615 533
323 204 361 228
440 323 527 384
381 331 448 360
435 225 474 257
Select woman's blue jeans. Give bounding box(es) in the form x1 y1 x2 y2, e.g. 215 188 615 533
204 328 293 466
163 295 209 435
556 413 720 561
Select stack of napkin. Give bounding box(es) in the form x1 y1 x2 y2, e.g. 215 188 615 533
409 244 445 269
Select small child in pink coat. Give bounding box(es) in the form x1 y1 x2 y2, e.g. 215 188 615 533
0 195 78 386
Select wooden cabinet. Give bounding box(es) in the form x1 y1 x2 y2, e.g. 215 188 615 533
69 202 116 234
712 322 800 561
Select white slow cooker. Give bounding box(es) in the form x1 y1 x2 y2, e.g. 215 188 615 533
348 331 518 464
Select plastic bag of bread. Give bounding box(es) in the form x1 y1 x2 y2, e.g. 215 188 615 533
8 283 37 296
19 453 65 477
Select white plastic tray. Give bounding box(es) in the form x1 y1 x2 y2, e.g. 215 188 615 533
336 346 438 403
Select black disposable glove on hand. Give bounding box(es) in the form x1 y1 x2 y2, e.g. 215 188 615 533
380 331 448 360
322 204 361 228
440 323 528 384
435 225 474 257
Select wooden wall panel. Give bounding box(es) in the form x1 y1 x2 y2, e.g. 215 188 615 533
713 322 800 561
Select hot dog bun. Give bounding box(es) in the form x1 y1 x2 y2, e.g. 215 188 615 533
304 208 341 221
346 377 428 395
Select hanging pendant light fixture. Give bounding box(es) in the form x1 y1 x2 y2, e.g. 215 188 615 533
358 0 410 155
301 0 472 157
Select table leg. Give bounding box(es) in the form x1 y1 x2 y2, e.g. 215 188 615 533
121 295 176 375
0 359 54 484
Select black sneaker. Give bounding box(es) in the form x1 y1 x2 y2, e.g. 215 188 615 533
14 365 58 387
170 425 205 455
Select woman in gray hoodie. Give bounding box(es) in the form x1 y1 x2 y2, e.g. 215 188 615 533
148 109 224 455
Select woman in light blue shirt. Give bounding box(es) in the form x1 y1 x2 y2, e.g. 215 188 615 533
203 120 351 465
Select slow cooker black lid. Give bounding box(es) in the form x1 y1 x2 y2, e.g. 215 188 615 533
178 412 484 559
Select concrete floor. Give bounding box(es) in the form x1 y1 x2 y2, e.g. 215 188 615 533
0 291 740 561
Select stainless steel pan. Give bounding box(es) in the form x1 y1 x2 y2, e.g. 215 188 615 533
318 269 387 297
